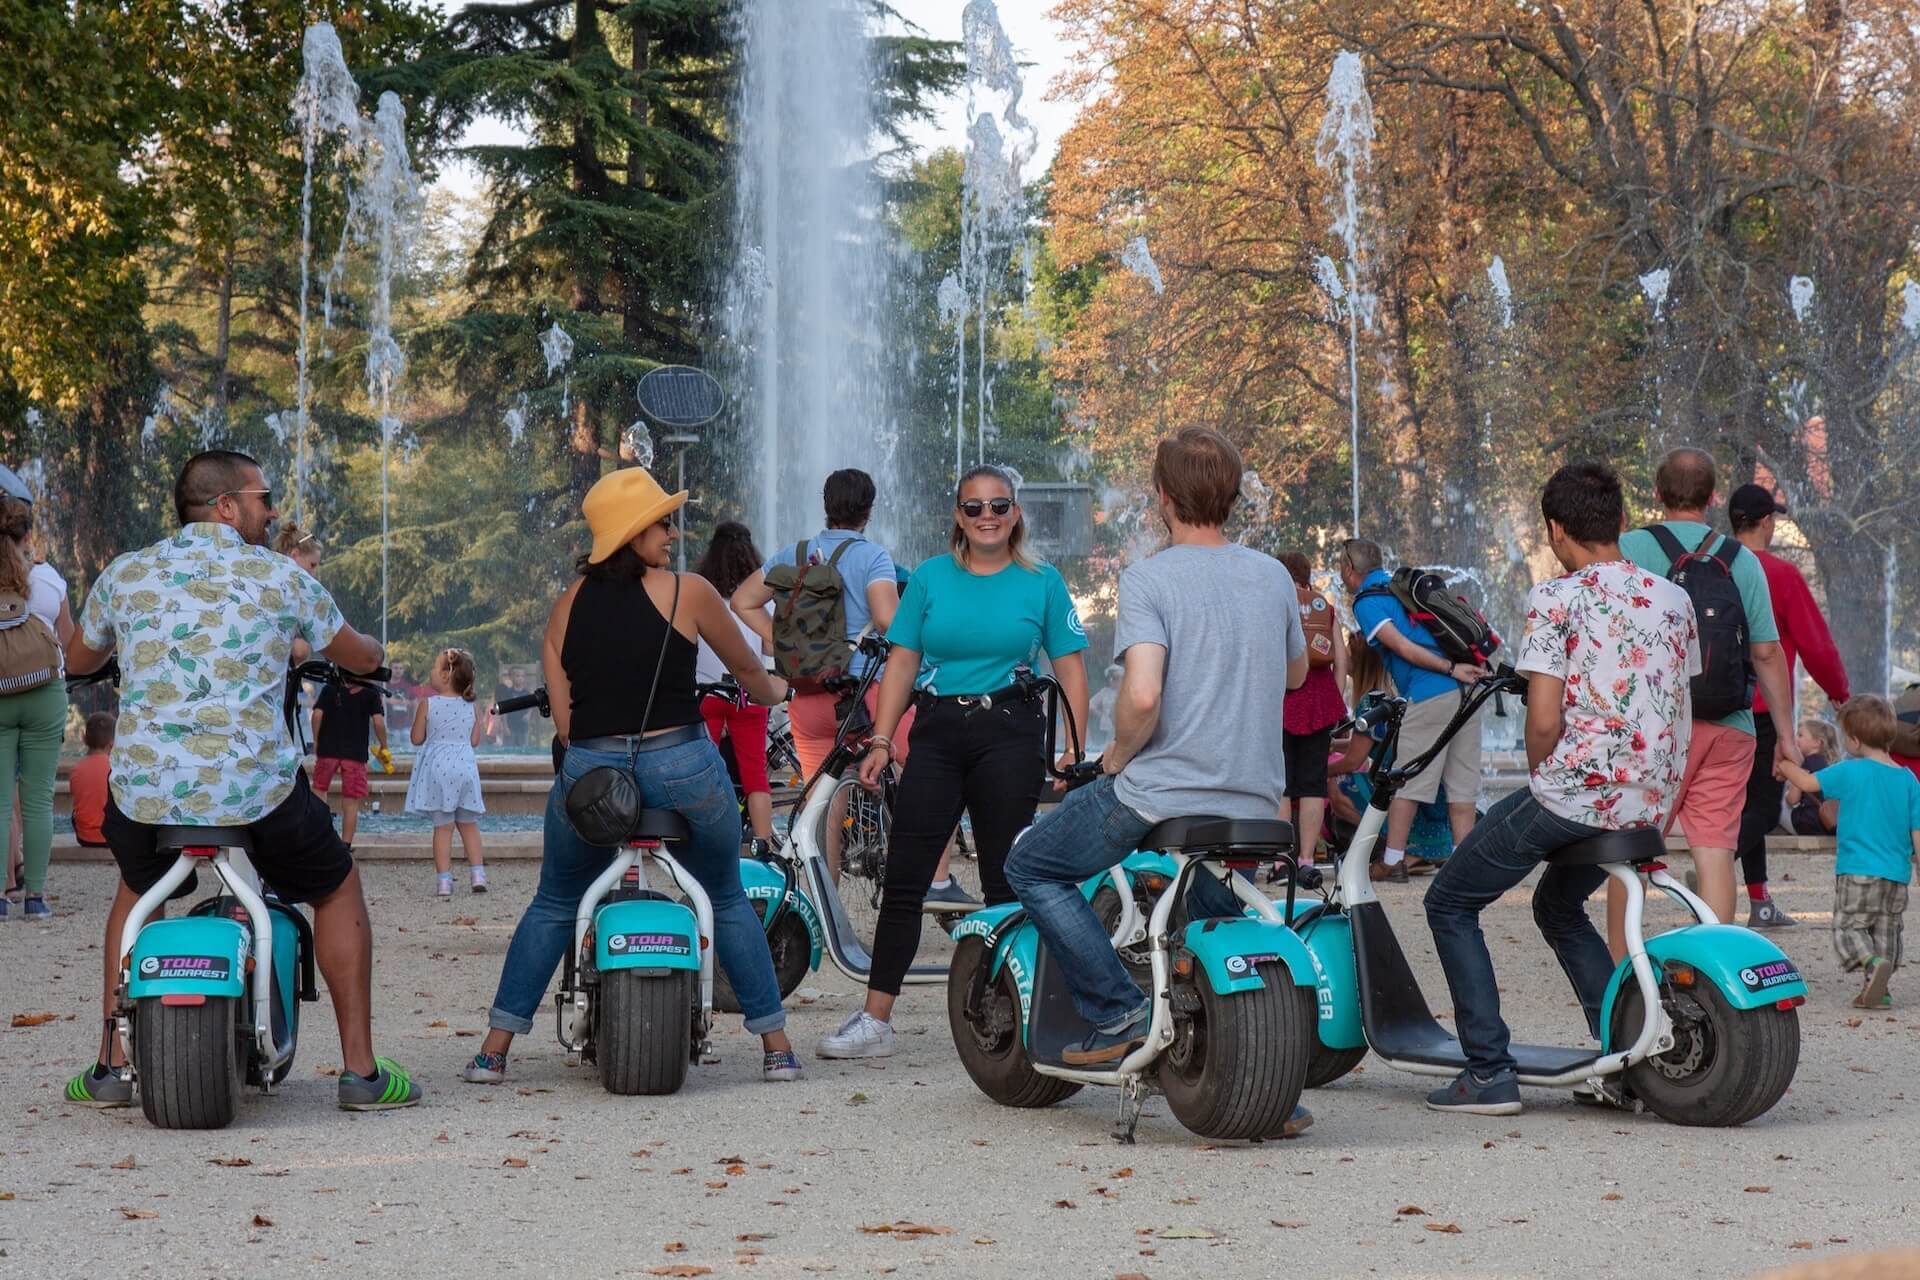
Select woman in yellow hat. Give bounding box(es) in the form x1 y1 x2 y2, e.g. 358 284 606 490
465 467 804 1085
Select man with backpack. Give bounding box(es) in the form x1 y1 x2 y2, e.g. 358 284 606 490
1617 448 1800 946
1341 538 1491 880
1727 482 1849 928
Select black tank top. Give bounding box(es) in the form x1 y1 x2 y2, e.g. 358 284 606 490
561 574 701 739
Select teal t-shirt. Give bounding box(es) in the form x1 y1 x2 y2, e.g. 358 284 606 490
1814 757 1920 884
887 554 1088 695
1620 520 1778 735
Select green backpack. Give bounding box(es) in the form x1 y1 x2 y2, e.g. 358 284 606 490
764 538 858 693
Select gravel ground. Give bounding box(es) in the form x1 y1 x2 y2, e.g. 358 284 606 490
3 858 1915 1279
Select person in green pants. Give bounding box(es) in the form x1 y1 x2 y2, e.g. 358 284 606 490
0 472 69 922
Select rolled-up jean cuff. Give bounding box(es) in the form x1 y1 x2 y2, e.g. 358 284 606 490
743 1009 786 1035
488 1004 536 1036
1099 999 1151 1037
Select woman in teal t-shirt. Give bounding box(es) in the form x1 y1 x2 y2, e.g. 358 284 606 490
817 465 1090 1060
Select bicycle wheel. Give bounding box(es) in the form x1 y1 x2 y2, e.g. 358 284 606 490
830 772 892 956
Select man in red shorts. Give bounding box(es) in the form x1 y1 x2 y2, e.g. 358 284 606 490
312 671 389 849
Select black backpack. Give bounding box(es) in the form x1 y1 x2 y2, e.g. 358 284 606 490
1354 567 1502 667
1645 525 1753 720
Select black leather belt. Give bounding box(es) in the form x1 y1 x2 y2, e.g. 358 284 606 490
568 723 706 754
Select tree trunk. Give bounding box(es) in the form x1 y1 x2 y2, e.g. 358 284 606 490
211 243 234 421
1802 512 1891 695
567 0 603 508
623 15 651 351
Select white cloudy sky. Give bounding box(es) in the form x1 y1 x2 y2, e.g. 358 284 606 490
434 1 1084 195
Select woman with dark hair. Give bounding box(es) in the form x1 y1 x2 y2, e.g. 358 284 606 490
819 464 1090 1060
695 521 776 850
465 469 802 1086
0 470 68 922
1276 550 1347 866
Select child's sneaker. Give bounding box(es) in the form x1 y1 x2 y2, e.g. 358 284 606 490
23 895 51 921
435 872 454 899
470 865 489 894
762 1048 803 1082
1856 956 1895 1009
461 1051 506 1083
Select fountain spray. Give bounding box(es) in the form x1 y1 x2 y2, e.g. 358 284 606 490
1314 52 1375 534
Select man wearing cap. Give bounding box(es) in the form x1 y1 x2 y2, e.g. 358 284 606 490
1729 482 1850 927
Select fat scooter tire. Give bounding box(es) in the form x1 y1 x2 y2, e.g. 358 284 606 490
714 914 812 1013
134 995 241 1130
1159 963 1312 1141
1609 977 1800 1127
597 970 694 1096
1303 1044 1368 1089
947 938 1081 1109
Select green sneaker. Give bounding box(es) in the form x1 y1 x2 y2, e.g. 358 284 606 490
64 1064 133 1109
338 1057 423 1110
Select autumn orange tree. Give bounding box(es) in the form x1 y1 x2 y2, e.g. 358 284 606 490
1047 0 1920 682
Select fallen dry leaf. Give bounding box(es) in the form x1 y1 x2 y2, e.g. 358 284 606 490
1744 1186 1772 1193
208 1157 253 1168
857 1222 952 1237
1158 1227 1216 1240
664 1242 686 1253
704 1181 729 1189
1789 1242 1813 1250
1396 1205 1426 1216
428 1019 449 1028
111 1155 136 1170
10 1013 58 1028
1053 1199 1077 1210
1270 1220 1307 1229
1116 1274 1152 1280
252 1214 273 1228
647 1268 713 1278
502 1157 529 1169
1602 1193 1624 1202
115 1207 158 1220
736 1233 774 1243
451 916 478 926
0 1192 15 1201
1114 1167 1134 1178
725 1164 747 1176
1424 1222 1463 1234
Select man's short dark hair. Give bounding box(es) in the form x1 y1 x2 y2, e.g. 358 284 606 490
1340 537 1382 577
823 469 876 529
1540 461 1624 546
174 450 261 525
83 711 117 751
1151 426 1242 527
1654 447 1716 512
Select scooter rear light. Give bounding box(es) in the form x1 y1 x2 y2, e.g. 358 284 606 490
184 846 219 858
1666 964 1697 986
1173 955 1194 978
1775 996 1804 1010
160 994 207 1006
628 839 663 850
1140 874 1170 894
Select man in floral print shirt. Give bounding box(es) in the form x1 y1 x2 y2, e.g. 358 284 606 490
60 451 422 1112
1423 462 1699 1115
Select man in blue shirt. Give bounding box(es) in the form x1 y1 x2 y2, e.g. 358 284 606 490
1340 539 1489 878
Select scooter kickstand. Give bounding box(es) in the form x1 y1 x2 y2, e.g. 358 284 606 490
1112 1077 1150 1145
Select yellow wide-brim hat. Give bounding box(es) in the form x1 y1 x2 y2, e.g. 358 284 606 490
583 467 688 564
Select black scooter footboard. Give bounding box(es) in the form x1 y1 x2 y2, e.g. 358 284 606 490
1350 901 1469 1067
1025 943 1110 1069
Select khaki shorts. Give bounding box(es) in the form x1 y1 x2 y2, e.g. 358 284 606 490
1393 691 1484 806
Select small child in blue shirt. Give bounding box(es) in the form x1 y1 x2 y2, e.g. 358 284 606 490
1777 695 1920 1009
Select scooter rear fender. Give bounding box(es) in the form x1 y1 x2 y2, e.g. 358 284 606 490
594 898 701 974
127 917 249 1000
1598 924 1809 1051
1181 915 1316 995
739 859 824 972
1292 910 1366 1050
952 904 1039 1026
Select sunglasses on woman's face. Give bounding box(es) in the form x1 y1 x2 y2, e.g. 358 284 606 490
958 498 1014 518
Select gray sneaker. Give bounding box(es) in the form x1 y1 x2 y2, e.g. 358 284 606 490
1426 1068 1522 1115
64 1064 133 1109
922 880 981 914
338 1057 423 1110
818 1010 895 1059
1747 897 1798 929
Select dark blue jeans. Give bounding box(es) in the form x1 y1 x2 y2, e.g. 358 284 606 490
1005 776 1240 1033
1423 788 1615 1077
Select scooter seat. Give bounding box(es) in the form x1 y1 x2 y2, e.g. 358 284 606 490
630 808 691 844
1141 816 1294 857
152 825 253 854
1543 826 1666 867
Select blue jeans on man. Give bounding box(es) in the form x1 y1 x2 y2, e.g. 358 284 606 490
1423 787 1618 1078
486 735 786 1037
1005 775 1241 1035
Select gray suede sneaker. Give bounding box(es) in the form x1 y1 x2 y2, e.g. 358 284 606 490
1747 897 1798 929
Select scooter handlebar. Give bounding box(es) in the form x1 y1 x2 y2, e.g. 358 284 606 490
492 688 551 717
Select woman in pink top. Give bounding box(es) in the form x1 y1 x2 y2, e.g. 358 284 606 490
1277 552 1349 865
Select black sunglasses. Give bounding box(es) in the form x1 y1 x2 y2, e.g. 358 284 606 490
958 498 1014 518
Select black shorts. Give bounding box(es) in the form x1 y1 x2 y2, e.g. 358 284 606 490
1283 726 1334 800
102 770 354 905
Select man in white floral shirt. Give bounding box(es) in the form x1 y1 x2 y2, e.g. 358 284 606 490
61 451 421 1112
1423 462 1699 1115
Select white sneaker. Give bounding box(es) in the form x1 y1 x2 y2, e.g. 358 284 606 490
818 1010 895 1060
436 872 454 899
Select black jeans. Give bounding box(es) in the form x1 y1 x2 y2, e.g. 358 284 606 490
1424 788 1615 1078
1736 715 1782 889
870 697 1045 996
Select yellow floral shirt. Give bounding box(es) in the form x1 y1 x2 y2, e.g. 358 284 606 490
78 523 345 825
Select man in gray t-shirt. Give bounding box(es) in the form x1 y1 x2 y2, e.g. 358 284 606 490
1007 427 1309 1074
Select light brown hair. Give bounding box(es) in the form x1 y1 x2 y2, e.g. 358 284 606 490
1654 447 1716 512
1152 427 1242 527
1347 629 1385 704
438 648 478 702
948 464 1037 571
1837 694 1897 751
0 497 31 597
1799 717 1840 761
275 521 321 559
1277 550 1313 588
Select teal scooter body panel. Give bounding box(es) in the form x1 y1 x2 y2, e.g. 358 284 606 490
594 898 702 973
1598 924 1809 1051
128 917 249 1000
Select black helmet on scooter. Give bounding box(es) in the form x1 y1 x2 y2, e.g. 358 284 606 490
564 766 641 847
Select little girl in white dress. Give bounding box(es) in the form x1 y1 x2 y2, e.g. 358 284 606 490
406 648 487 897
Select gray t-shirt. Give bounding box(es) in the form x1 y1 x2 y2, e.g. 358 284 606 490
1111 543 1306 823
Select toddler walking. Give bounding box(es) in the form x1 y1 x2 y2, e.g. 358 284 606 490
407 648 488 897
1776 695 1920 1008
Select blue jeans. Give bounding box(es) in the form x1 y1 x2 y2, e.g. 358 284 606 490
1423 788 1615 1077
486 736 786 1037
1005 776 1241 1033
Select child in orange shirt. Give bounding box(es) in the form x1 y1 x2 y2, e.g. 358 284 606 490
68 713 115 848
